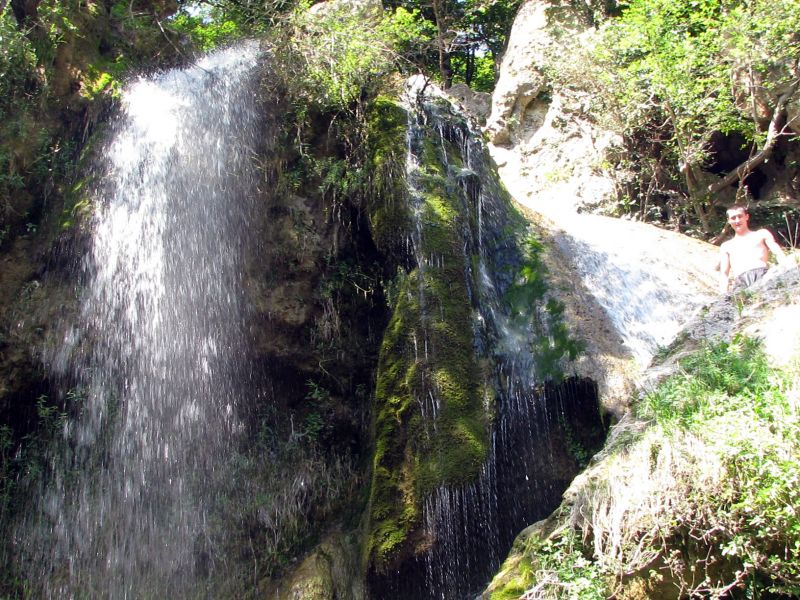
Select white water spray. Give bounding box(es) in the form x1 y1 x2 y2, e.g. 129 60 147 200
14 43 265 598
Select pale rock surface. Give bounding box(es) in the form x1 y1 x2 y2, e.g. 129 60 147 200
262 532 365 600
485 0 593 147
486 0 722 413
309 0 382 20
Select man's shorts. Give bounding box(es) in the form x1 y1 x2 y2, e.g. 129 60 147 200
734 267 768 289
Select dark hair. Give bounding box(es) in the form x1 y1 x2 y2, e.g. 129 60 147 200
726 203 749 214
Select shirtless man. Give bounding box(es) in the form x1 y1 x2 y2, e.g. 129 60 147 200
719 204 788 292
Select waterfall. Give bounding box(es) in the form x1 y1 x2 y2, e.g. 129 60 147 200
380 78 606 599
534 210 718 367
10 42 266 598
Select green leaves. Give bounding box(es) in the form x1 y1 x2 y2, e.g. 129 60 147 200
596 0 737 161
169 12 242 51
637 335 772 427
633 336 800 595
0 11 40 120
491 532 607 599
273 2 432 112
590 0 800 226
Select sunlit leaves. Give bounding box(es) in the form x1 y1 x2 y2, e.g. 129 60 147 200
278 2 433 110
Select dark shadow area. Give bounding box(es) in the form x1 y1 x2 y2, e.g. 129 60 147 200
369 376 609 600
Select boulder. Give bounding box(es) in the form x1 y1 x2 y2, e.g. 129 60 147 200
445 83 491 124
262 533 365 600
484 0 551 146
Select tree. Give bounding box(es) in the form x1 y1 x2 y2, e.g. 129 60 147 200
449 0 521 89
381 0 520 89
592 0 800 234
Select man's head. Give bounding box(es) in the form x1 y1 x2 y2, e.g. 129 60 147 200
726 204 750 234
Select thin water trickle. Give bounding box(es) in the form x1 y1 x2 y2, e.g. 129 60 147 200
543 212 716 365
12 42 265 598
390 77 605 600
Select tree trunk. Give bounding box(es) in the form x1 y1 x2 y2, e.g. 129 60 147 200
665 102 712 234
707 79 800 196
432 0 452 88
464 47 475 86
682 163 712 233
10 0 39 26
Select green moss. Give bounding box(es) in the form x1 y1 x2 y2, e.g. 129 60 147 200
81 60 125 100
488 532 607 600
365 99 490 571
57 123 110 233
363 97 412 258
505 233 585 381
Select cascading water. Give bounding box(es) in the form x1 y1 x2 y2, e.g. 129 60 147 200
378 78 607 599
10 43 267 598
535 210 718 366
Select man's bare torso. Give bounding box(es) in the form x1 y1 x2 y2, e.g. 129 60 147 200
720 229 771 277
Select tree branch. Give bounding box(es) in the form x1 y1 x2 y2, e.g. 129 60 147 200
707 77 800 195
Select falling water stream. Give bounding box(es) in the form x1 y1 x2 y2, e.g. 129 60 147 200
5 47 616 600
398 77 717 598
12 43 266 598
387 78 606 600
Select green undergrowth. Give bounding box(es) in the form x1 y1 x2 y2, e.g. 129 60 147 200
488 336 800 599
490 531 606 600
365 96 490 571
0 0 190 246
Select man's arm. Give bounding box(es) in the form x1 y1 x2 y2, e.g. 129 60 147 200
719 244 731 292
761 229 788 264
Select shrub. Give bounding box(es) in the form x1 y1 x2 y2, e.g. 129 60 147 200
499 337 800 598
272 2 432 112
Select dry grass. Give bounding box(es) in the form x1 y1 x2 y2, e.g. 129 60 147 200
568 427 728 594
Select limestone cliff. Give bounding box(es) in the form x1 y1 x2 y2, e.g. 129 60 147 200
458 0 721 416
478 1 800 596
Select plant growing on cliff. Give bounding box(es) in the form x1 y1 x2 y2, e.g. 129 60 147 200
0 10 40 120
490 531 606 600
490 336 800 598
506 234 584 381
271 1 432 112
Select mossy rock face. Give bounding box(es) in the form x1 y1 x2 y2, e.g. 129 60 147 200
363 97 413 263
365 96 490 572
264 532 365 600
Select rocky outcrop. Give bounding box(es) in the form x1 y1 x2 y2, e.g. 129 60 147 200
483 0 722 416
528 207 720 416
262 532 366 600
485 0 559 146
485 0 618 215
445 83 491 124
482 261 800 599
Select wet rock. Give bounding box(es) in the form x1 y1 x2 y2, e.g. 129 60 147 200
263 533 365 600
444 84 491 125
